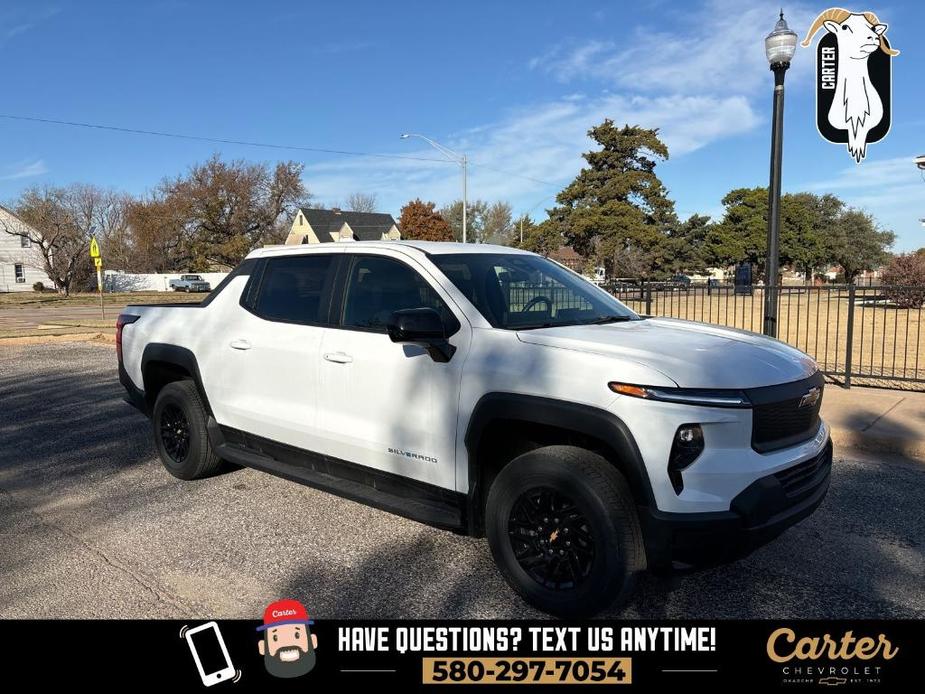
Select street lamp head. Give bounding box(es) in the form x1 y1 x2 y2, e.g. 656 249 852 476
765 10 798 68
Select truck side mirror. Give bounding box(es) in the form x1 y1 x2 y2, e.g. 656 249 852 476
387 308 456 363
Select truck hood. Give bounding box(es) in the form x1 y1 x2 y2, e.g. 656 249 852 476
516 317 817 389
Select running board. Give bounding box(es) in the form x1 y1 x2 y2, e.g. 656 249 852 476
207 419 465 532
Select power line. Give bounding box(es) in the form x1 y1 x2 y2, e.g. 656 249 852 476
0 113 451 164
0 112 563 189
469 161 558 188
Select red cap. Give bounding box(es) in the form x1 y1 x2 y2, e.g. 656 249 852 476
257 599 313 631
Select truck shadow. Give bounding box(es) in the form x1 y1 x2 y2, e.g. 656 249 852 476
276 442 924 619
2 343 922 620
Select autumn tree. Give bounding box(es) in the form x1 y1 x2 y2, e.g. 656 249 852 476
881 253 925 308
1 184 127 294
129 155 308 270
346 192 379 213
124 193 192 272
546 121 678 277
398 199 454 241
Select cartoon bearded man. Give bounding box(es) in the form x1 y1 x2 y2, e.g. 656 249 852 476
257 599 318 678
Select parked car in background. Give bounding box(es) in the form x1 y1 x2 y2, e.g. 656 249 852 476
169 274 211 292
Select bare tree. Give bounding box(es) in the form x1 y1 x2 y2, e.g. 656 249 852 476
0 185 118 295
483 201 513 244
345 192 379 213
128 155 310 270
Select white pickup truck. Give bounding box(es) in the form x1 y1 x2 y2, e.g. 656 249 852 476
117 241 831 616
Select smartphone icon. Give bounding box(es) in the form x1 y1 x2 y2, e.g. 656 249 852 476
185 621 236 687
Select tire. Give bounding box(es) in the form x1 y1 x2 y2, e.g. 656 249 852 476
485 445 645 617
152 380 223 480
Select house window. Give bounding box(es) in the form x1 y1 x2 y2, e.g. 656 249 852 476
20 236 31 248
14 264 25 283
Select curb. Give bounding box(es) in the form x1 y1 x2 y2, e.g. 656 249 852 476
0 332 114 346
829 427 925 463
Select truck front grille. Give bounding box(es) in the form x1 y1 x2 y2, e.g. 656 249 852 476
774 443 831 497
751 385 823 453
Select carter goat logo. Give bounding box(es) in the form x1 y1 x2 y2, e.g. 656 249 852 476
802 8 899 163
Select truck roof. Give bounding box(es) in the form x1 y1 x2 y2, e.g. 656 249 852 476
247 240 534 259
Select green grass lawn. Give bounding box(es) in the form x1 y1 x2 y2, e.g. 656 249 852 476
0 291 209 307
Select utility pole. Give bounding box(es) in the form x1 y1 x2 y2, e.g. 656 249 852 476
401 133 469 242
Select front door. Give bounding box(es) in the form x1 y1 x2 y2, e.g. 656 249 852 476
317 253 469 490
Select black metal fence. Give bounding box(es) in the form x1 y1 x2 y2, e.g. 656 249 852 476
606 282 925 391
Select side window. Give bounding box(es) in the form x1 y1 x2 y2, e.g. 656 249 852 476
342 256 455 332
253 254 336 324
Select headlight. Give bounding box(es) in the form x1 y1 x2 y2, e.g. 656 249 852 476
608 382 749 408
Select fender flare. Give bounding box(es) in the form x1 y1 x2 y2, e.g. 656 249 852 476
463 393 655 534
141 343 213 414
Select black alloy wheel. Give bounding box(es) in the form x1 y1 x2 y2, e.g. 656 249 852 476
508 487 595 590
159 403 191 463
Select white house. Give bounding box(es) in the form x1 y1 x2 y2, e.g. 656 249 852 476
0 206 55 292
284 207 401 245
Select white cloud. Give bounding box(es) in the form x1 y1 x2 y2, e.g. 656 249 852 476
530 0 817 97
0 6 60 44
306 0 814 220
0 159 48 180
803 156 925 251
305 92 760 216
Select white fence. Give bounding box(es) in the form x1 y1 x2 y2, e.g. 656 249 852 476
103 271 229 292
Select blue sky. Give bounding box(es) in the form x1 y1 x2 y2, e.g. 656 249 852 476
1 0 923 251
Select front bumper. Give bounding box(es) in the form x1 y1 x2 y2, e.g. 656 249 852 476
640 439 832 568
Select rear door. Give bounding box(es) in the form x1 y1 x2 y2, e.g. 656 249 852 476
316 251 470 490
217 251 341 451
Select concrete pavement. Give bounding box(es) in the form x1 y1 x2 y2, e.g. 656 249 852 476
1 341 923 619
823 383 925 462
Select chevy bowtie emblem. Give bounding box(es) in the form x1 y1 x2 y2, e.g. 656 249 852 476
799 387 821 408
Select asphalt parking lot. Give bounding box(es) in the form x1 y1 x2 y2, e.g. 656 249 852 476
1 341 923 619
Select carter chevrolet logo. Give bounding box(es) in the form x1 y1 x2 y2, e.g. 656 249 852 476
799 387 821 408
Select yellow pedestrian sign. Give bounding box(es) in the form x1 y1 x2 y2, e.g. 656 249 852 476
90 237 100 258
94 257 103 269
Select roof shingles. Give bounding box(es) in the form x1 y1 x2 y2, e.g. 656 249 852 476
299 208 397 242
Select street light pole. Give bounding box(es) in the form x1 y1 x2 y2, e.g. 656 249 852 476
462 154 467 244
762 11 797 338
401 133 468 243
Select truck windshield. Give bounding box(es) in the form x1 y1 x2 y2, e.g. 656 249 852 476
430 253 638 330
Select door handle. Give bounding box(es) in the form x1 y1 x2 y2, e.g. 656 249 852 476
323 351 353 364
229 339 252 351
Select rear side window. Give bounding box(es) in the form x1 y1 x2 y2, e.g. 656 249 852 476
253 254 337 325
341 255 457 333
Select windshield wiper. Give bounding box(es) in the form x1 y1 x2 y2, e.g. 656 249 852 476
584 315 634 325
514 315 634 330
